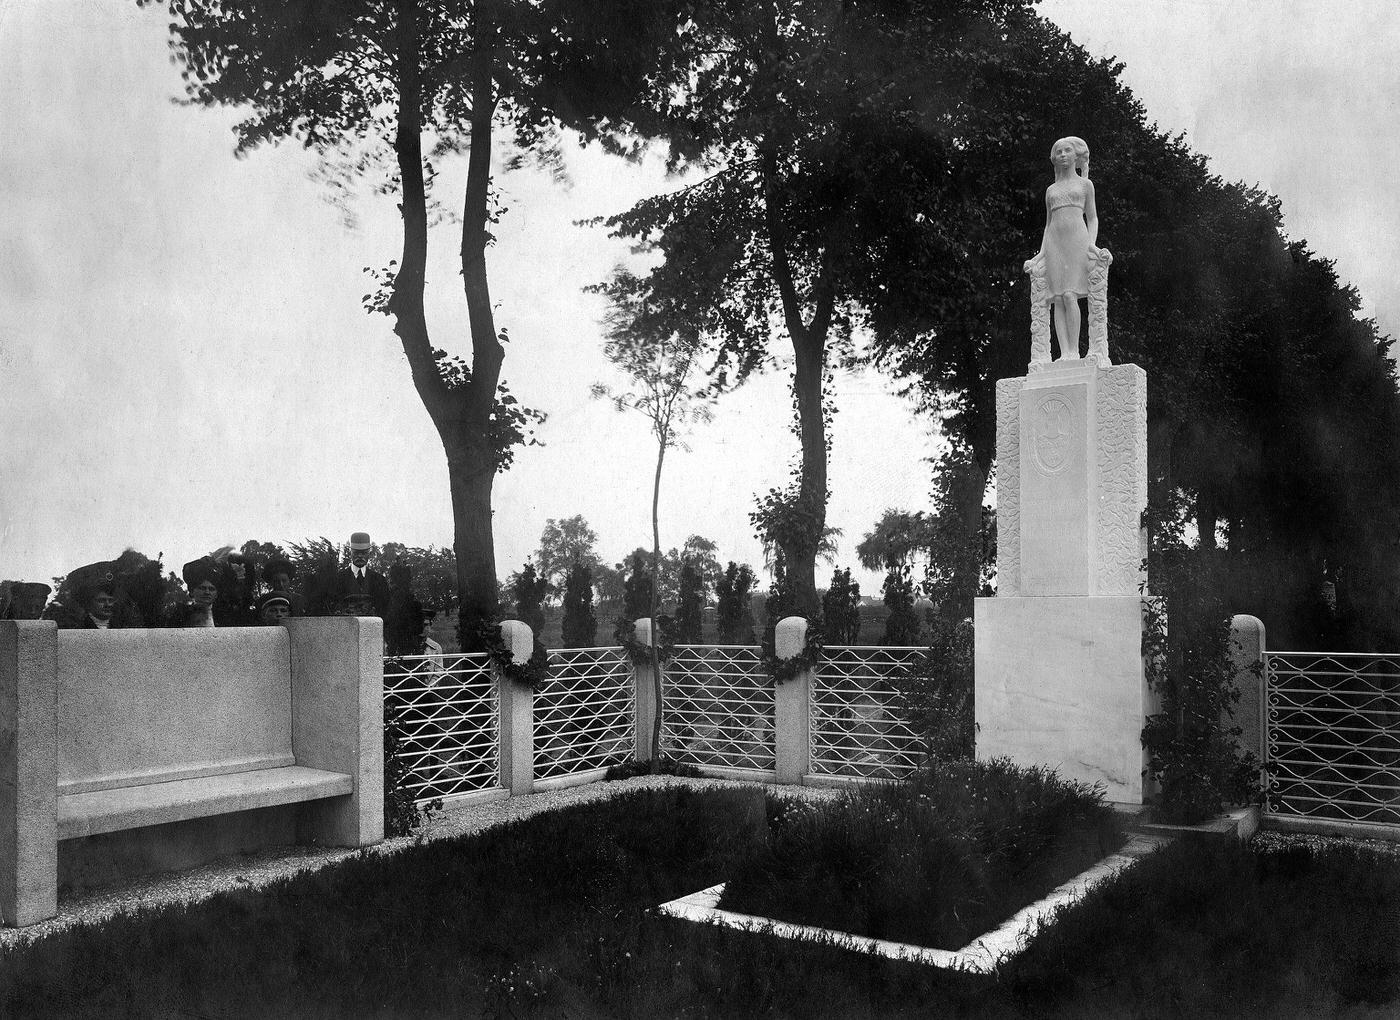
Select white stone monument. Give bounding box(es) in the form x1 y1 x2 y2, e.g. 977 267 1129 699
974 137 1151 804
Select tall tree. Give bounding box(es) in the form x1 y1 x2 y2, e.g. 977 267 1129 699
149 0 685 648
595 327 712 768
535 516 603 596
593 0 1039 619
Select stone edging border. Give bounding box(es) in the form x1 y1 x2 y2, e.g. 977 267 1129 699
657 832 1171 973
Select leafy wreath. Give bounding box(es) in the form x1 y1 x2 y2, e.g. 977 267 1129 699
762 616 824 684
613 614 677 667
478 621 552 689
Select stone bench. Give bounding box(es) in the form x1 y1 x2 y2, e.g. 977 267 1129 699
1 617 384 927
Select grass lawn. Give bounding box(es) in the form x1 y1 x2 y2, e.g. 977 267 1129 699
2 779 1398 1018
718 759 1123 949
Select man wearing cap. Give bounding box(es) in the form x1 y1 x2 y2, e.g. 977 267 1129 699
336 532 389 617
263 558 305 617
257 591 293 626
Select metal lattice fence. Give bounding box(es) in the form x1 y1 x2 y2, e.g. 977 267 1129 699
662 645 775 773
1265 652 1400 827
531 647 635 782
811 646 929 780
384 652 498 805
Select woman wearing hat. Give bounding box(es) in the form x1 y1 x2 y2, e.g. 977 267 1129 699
164 557 221 627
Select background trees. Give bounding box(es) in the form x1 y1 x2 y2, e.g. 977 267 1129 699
592 0 1042 620
150 0 684 648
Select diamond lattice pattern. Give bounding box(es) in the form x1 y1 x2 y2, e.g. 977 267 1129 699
811 646 928 780
384 653 498 805
532 647 635 781
662 646 775 772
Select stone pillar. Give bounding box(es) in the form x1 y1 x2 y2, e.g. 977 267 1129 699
975 359 1150 804
632 619 657 762
496 620 535 795
0 621 58 927
773 616 811 785
285 616 384 847
1228 615 1266 769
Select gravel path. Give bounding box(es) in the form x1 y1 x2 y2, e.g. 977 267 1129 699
2 781 1395 950
0 776 834 950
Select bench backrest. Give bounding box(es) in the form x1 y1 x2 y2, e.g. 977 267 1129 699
56 628 294 795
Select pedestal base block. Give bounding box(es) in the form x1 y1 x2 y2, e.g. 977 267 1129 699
974 595 1149 804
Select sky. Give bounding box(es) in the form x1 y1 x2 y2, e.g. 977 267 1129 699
3 0 1399 594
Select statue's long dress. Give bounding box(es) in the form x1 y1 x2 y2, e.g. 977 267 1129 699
1043 183 1090 299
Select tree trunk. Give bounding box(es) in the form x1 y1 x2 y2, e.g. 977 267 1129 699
650 437 666 771
785 331 827 619
386 5 509 652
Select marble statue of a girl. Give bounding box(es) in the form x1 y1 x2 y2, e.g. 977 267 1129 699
1029 136 1104 359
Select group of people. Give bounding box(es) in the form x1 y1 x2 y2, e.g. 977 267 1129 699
4 534 436 653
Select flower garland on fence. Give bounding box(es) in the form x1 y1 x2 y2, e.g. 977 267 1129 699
762 617 824 684
613 615 677 667
478 622 552 689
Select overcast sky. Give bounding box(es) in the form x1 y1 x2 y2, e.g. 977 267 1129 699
3 0 1398 593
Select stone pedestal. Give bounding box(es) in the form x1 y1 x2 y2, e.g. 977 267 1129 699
976 360 1150 804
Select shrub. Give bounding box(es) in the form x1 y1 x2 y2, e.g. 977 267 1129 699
715 561 757 643
511 561 549 637
821 568 862 643
881 561 920 645
720 757 1116 949
382 698 441 837
674 560 706 643
560 562 597 647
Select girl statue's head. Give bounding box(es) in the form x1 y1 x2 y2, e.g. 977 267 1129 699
1050 136 1091 178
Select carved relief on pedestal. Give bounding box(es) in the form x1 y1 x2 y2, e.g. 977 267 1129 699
1094 365 1147 595
1085 248 1114 365
1030 394 1075 475
995 377 1023 596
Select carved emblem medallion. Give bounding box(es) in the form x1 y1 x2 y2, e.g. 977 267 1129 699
1032 394 1075 474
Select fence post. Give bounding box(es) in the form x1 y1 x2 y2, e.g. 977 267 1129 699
1229 614 1266 780
774 616 811 785
497 620 535 796
632 619 657 762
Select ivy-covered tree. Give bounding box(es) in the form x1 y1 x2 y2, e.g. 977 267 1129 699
822 568 862 644
147 0 688 648
715 561 757 644
674 559 706 644
560 562 598 648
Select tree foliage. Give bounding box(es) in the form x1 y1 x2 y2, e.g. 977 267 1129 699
560 562 598 648
715 561 758 645
674 558 707 643
535 516 603 597
881 561 921 646
822 567 862 644
591 0 1041 618
510 561 549 638
148 0 687 648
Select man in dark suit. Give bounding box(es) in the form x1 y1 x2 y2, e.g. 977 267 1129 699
336 531 389 617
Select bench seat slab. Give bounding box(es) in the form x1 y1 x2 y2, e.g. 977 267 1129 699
58 766 354 840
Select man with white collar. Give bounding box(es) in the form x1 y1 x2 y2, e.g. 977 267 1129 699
336 531 389 617
74 578 118 629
